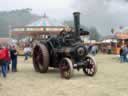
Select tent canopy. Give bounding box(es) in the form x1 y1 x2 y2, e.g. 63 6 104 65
103 33 128 40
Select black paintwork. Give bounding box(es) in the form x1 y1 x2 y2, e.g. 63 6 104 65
39 12 89 69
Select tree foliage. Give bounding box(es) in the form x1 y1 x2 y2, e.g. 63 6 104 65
0 8 41 37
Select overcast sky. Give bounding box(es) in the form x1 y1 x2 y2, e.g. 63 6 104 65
0 0 128 35
0 0 73 18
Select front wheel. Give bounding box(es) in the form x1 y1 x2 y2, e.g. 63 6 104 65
83 55 97 76
59 58 73 79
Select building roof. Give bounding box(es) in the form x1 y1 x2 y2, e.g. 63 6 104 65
115 33 128 39
121 27 128 33
27 14 65 27
11 14 70 36
114 26 128 33
103 33 128 40
103 34 116 40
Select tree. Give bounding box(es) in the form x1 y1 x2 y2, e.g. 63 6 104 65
0 8 41 37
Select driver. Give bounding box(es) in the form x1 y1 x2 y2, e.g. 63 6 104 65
59 29 66 37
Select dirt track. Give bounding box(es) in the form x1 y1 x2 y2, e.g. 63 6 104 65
0 54 128 96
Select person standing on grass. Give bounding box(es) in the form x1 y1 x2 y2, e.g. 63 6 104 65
3 45 11 72
10 46 18 72
122 45 128 62
90 45 97 56
0 45 7 78
120 46 124 63
23 45 31 62
126 45 128 62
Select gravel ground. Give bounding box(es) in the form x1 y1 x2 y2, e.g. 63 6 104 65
0 54 128 96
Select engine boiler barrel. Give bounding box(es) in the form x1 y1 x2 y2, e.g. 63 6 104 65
73 12 80 40
57 47 72 56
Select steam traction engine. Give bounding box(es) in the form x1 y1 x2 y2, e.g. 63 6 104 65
32 12 97 79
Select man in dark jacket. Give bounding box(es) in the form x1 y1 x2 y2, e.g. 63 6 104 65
10 46 18 72
120 46 124 63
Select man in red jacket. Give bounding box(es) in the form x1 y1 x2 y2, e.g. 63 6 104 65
0 45 7 78
3 46 11 72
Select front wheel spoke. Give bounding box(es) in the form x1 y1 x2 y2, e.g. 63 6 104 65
88 69 91 74
90 60 93 64
89 71 93 74
87 69 90 73
64 71 70 76
91 68 94 72
88 59 91 63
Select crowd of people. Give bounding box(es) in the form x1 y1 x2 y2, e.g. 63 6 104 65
0 44 18 78
87 44 99 56
0 43 32 78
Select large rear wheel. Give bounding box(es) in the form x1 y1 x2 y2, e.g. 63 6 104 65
32 43 49 73
32 42 40 72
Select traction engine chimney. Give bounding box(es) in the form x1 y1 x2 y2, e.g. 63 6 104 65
73 12 80 40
